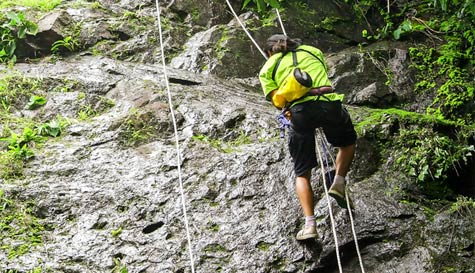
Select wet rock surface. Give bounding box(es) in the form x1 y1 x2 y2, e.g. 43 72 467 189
1 1 474 272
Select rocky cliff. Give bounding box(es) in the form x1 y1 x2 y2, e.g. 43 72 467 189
0 0 474 273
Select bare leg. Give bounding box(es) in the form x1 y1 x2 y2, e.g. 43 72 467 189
335 144 355 177
295 170 319 240
295 170 314 216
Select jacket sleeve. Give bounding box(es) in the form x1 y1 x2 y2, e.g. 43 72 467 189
259 57 279 101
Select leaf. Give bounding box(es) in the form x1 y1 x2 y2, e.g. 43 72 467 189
393 28 402 40
6 11 21 26
266 0 281 8
26 95 47 110
256 0 265 12
17 26 27 39
242 0 252 9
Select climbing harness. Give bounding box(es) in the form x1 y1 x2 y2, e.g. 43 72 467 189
154 1 196 273
226 3 367 273
277 109 291 138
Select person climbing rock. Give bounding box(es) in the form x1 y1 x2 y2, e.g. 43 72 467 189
258 34 357 241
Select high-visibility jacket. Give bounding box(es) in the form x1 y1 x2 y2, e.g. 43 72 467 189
259 45 343 108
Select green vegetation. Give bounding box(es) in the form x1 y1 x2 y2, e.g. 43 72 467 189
355 107 474 197
112 257 128 273
346 0 475 197
449 196 475 216
111 227 122 237
203 243 227 253
118 110 158 147
192 131 252 153
51 21 82 56
354 107 457 136
0 0 61 11
0 74 71 179
349 0 475 124
0 11 38 64
242 0 281 13
51 36 79 54
394 127 474 197
0 189 47 259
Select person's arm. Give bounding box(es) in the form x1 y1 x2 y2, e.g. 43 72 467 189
259 58 279 101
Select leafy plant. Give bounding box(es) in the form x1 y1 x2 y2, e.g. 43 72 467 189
0 149 24 179
0 11 38 63
449 196 475 216
1 127 42 160
0 74 42 112
242 0 281 13
111 227 122 237
26 95 46 110
0 189 46 259
77 105 97 121
394 127 474 195
118 110 158 147
51 36 79 54
112 257 128 273
36 117 69 137
192 131 252 153
0 0 61 11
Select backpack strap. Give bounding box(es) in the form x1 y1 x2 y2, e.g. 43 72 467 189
295 48 327 71
292 51 298 67
271 55 284 82
271 48 326 82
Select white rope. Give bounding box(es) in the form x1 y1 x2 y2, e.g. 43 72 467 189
225 0 268 59
315 132 343 273
154 1 196 273
275 8 287 36
319 129 366 273
346 177 366 273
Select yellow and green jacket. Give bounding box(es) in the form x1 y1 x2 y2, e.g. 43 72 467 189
259 45 343 107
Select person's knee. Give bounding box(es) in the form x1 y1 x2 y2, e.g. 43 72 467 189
296 170 312 180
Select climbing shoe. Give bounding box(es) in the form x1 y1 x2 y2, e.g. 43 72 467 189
296 225 318 241
328 181 354 210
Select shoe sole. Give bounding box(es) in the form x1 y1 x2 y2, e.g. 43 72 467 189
296 233 318 241
328 189 354 209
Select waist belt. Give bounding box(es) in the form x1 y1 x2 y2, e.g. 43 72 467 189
307 86 333 96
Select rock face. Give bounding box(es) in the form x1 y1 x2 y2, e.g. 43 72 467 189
0 1 474 273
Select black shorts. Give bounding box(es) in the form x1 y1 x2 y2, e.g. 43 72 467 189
288 100 357 177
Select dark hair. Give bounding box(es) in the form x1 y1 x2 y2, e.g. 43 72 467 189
264 34 302 57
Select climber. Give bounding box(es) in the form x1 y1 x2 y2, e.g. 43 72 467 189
259 34 357 241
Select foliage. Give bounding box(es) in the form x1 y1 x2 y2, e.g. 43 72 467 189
51 36 79 54
111 227 122 237
0 149 24 179
26 95 46 110
35 118 69 137
242 0 281 13
354 107 456 137
0 0 61 11
0 11 38 63
350 0 475 196
118 110 158 147
51 21 82 55
0 189 46 259
0 117 69 179
112 257 128 273
394 127 474 196
449 196 475 216
0 74 42 112
192 131 252 153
